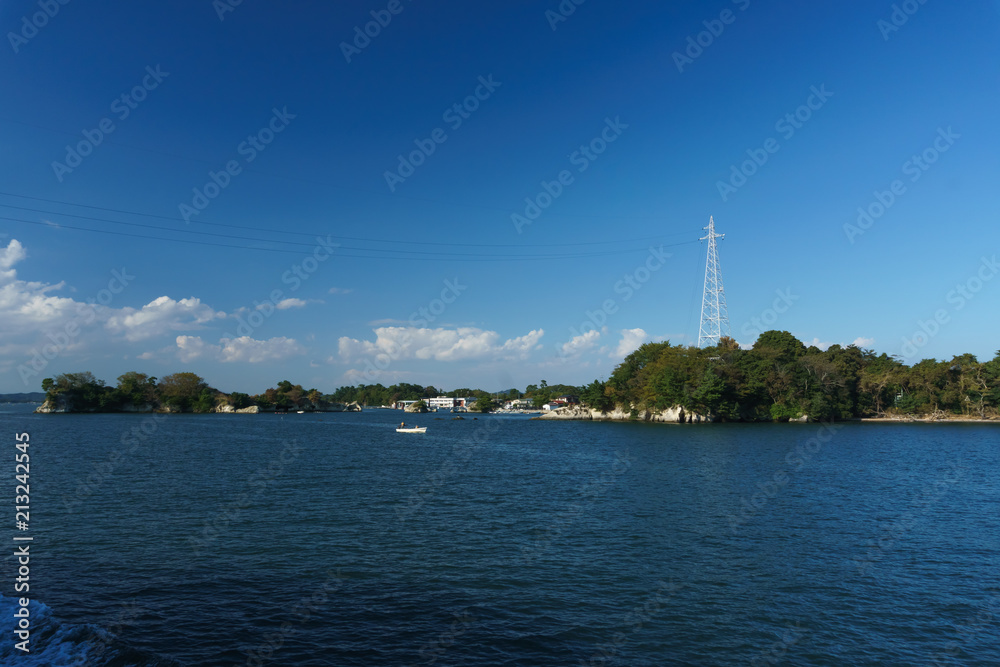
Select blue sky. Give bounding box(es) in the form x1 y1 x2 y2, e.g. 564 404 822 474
1 1 998 394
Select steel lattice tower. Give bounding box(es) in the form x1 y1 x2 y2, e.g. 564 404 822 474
698 216 731 348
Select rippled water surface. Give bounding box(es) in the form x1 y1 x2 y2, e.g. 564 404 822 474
1 405 998 665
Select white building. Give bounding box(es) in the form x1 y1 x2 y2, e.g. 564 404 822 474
426 396 457 409
394 396 472 410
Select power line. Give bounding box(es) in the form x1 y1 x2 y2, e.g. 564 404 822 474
0 191 700 250
0 215 701 261
0 116 672 222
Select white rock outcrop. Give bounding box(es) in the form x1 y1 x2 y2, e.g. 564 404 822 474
34 399 68 413
537 404 712 423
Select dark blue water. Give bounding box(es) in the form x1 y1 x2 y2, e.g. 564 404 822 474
1 405 998 665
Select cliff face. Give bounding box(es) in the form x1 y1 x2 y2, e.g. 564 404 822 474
537 404 712 423
297 401 361 412
404 402 429 413
34 397 69 413
213 404 261 413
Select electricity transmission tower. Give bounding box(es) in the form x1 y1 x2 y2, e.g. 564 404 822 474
698 216 730 348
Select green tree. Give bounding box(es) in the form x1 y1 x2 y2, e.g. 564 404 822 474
158 372 208 411
753 330 807 363
858 352 904 416
114 371 158 408
43 372 109 411
228 392 252 409
689 368 729 419
473 396 496 413
192 388 217 413
581 380 614 412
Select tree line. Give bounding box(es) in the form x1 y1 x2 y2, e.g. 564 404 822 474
38 373 581 413
39 331 998 419
328 380 581 410
580 331 1000 421
42 371 238 413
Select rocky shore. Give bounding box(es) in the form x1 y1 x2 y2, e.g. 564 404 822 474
535 404 712 423
535 406 997 424
34 399 362 414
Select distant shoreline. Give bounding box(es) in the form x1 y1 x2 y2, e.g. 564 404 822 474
855 416 998 424
533 404 998 424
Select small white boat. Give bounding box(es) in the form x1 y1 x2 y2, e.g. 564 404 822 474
396 426 427 433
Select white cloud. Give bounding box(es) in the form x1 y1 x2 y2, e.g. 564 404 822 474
0 239 309 386
273 298 307 310
106 296 225 342
220 336 305 363
0 239 27 280
0 280 77 330
328 287 352 295
0 241 81 337
498 329 545 358
174 335 306 364
342 368 415 384
176 335 218 362
852 337 875 348
804 337 833 351
338 326 544 364
0 240 122 383
612 328 649 358
560 330 601 356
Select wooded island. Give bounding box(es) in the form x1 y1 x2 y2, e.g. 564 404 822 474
34 331 1000 421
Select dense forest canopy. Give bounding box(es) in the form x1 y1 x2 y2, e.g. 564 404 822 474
37 332 999 419
37 373 574 413
580 331 1000 421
